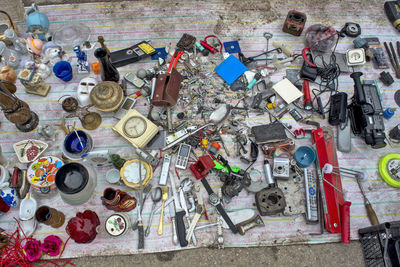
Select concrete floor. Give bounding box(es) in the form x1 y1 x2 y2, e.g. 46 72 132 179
19 0 369 266
68 243 364 266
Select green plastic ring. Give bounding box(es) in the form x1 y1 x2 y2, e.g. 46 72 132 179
379 153 400 188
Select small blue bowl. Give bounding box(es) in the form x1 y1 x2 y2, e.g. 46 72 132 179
294 146 316 168
53 61 73 82
64 130 87 154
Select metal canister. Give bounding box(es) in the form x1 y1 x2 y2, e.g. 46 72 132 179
105 213 131 237
61 96 78 113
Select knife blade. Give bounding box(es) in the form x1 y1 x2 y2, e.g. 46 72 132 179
168 193 178 245
169 171 188 247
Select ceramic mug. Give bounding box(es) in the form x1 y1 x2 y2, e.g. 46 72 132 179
0 165 18 208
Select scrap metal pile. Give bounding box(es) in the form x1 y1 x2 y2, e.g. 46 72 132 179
0 3 399 266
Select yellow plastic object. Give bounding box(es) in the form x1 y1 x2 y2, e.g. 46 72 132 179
120 159 153 189
379 153 400 188
267 103 276 109
201 139 208 147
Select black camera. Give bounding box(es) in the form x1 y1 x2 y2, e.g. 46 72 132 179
348 72 386 149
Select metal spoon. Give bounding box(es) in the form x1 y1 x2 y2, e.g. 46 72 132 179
131 183 152 231
145 187 162 237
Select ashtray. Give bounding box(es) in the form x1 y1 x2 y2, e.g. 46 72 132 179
66 210 100 243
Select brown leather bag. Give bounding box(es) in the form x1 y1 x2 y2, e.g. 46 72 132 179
152 68 182 107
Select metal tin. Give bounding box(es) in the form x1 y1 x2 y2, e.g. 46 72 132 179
105 213 131 237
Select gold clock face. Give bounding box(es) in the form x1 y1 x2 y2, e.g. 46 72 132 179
123 116 147 138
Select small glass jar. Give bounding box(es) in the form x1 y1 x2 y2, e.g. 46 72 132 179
0 41 21 69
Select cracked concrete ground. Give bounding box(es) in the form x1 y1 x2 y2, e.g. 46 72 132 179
17 0 370 266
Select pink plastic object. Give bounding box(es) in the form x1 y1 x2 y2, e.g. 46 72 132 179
66 210 100 243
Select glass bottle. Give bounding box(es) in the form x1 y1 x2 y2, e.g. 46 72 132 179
4 29 28 54
0 41 21 69
94 48 119 83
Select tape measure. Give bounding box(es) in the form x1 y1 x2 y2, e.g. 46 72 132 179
379 153 400 187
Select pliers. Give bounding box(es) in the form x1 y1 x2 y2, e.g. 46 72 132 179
167 49 185 73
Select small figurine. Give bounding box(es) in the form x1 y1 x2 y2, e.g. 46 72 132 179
4 29 28 54
42 42 62 67
25 4 51 41
26 37 43 58
18 62 51 97
25 61 51 80
73 45 89 73
0 41 21 69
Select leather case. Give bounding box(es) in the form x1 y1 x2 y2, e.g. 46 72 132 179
152 68 182 107
251 122 287 144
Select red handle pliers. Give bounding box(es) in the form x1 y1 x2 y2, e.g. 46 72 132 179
167 50 185 74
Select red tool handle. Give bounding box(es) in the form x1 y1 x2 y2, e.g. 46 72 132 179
341 201 351 243
167 50 184 73
303 80 312 110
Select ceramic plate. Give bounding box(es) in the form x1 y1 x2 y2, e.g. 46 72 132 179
26 156 64 188
13 139 48 163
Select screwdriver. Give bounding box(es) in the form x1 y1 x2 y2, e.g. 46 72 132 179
356 179 379 225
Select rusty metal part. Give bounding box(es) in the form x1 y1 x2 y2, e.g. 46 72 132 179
236 214 264 235
255 187 286 216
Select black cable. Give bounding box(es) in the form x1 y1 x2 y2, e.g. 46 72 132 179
308 34 341 114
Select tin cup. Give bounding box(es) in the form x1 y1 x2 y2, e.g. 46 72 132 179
35 206 65 228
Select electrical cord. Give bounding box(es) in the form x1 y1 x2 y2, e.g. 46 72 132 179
301 34 341 114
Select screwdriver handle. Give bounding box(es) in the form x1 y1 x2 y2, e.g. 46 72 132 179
341 201 351 244
365 203 380 225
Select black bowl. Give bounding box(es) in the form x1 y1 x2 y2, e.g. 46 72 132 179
55 163 89 194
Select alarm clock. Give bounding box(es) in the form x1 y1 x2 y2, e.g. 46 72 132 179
112 109 158 148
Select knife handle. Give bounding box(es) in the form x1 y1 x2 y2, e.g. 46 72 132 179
175 210 188 247
216 203 238 234
138 222 144 250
